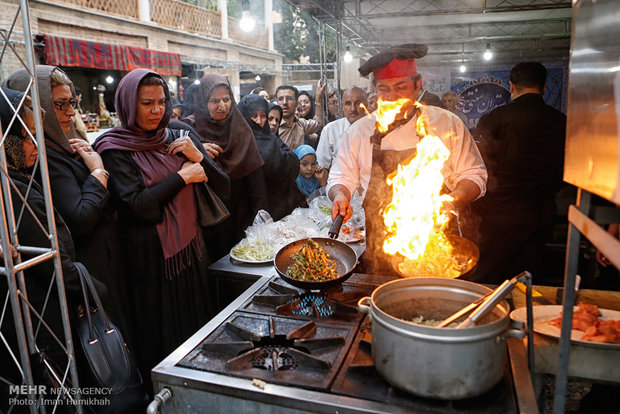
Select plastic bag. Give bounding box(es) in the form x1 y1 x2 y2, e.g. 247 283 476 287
230 210 278 262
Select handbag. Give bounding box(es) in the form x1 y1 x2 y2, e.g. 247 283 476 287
73 263 147 413
194 181 230 227
171 128 230 227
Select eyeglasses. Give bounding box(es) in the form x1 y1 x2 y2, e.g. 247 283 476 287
53 99 78 111
276 96 296 103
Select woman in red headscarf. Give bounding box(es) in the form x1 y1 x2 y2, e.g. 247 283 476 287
184 74 268 258
93 69 230 380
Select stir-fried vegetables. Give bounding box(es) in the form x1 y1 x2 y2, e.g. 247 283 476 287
287 239 339 282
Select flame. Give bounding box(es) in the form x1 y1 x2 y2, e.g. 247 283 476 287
374 98 412 132
378 101 463 278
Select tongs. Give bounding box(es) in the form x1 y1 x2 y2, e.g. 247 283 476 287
438 271 532 329
328 214 344 239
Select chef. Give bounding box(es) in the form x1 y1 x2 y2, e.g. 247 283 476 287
327 43 487 273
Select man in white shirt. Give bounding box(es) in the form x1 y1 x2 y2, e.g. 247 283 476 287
316 87 367 171
327 43 487 273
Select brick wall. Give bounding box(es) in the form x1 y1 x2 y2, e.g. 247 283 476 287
0 0 283 90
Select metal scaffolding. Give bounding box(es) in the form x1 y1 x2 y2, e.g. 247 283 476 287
0 0 82 412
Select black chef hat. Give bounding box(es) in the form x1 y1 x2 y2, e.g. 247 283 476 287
358 44 428 79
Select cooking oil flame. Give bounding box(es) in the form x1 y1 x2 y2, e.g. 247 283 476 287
379 101 462 278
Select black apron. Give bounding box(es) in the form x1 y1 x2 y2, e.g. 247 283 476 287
361 108 420 275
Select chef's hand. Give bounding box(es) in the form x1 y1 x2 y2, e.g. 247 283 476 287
178 161 207 184
168 136 203 163
203 143 223 159
329 186 353 222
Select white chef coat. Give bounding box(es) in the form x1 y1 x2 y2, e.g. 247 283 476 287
316 117 351 169
327 105 487 200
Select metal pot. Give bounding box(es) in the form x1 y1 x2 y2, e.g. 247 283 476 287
357 277 524 400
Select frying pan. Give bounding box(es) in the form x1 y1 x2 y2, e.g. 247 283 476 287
274 237 358 290
391 234 480 279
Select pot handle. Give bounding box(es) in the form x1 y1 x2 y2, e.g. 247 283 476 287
358 296 371 314
497 319 526 342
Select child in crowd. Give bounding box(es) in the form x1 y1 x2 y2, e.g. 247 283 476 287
294 144 328 197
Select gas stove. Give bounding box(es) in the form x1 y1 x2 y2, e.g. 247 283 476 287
152 271 522 413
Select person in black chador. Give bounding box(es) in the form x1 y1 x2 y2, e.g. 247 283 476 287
469 61 567 283
0 88 107 412
183 74 268 259
93 69 230 382
238 94 306 221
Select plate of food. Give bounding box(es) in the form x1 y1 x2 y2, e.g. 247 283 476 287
274 238 358 290
510 304 620 349
230 239 277 265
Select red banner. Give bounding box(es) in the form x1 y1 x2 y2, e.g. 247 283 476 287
43 34 181 77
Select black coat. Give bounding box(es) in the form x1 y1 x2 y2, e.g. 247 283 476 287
238 94 306 221
468 93 567 283
0 169 102 411
472 93 566 211
99 128 230 376
179 109 270 258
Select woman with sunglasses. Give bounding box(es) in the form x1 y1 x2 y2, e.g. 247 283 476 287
3 66 128 335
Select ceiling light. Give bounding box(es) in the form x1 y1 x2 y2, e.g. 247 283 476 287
255 75 261 82
194 79 200 85
459 64 466 73
343 45 353 63
105 75 114 84
240 0 255 32
483 43 493 61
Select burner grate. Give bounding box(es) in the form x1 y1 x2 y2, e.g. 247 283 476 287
251 346 298 371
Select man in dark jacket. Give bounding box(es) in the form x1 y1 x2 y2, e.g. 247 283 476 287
469 61 567 283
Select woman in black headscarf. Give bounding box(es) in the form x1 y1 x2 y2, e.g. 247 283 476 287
93 69 230 380
2 66 128 334
268 102 283 136
296 90 316 120
296 90 319 149
0 88 106 411
184 74 268 258
238 94 305 221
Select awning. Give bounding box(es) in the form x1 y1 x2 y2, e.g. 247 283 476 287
43 34 182 77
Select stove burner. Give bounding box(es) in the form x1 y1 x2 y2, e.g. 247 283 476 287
251 281 364 320
200 317 343 375
251 347 297 371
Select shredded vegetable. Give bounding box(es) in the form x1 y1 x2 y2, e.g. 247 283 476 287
231 239 276 262
287 239 339 282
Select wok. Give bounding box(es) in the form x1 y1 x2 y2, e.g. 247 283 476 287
274 238 358 290
391 234 479 279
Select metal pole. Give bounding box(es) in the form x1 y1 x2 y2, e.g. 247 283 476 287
552 188 590 414
0 127 37 414
18 0 83 411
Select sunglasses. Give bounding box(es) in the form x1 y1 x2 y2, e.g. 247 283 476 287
53 99 78 111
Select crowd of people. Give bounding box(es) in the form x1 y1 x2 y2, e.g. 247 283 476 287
2 41 593 412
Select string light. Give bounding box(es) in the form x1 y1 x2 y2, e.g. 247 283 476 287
483 43 493 61
343 45 353 63
240 0 256 32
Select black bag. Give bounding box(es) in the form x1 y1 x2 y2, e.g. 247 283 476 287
73 263 147 413
170 127 230 227
194 182 230 227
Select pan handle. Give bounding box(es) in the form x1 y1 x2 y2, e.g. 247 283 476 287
328 214 344 239
358 296 371 314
